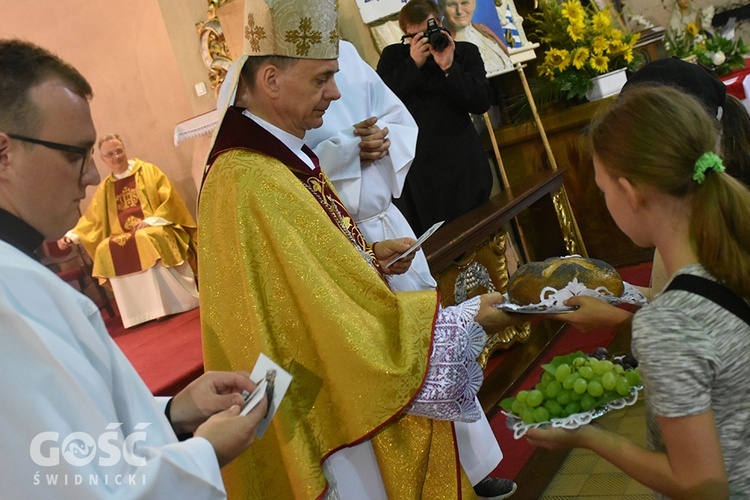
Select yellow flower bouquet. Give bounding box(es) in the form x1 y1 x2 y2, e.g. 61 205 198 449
530 0 641 101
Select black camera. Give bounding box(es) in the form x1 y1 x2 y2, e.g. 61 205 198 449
422 18 450 52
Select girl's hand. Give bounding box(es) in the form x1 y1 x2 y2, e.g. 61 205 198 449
547 296 634 332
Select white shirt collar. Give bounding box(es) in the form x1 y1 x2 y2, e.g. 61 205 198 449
113 160 135 180
241 109 316 171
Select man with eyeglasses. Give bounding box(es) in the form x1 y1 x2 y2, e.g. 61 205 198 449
58 133 199 328
0 38 268 498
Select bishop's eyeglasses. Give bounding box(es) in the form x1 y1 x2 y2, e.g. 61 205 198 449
6 133 94 179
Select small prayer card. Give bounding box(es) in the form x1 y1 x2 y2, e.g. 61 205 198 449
242 353 292 438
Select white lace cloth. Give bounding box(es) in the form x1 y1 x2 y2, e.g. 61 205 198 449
497 281 648 314
406 296 487 423
321 297 488 500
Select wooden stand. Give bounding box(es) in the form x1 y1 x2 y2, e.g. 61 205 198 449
511 62 587 257
489 98 654 267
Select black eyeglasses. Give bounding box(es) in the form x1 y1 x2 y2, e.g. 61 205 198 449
6 133 94 178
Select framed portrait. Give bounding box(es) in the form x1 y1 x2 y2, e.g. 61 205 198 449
471 0 505 41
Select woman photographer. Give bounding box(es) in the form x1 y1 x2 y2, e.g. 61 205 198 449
377 0 495 235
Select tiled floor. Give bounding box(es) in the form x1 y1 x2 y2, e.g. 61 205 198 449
539 397 655 499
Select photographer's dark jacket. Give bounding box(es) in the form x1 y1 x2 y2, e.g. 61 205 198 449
377 40 493 235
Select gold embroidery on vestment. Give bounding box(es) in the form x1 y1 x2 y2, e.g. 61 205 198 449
244 14 266 50
115 186 140 211
123 215 143 231
111 233 131 246
285 17 322 56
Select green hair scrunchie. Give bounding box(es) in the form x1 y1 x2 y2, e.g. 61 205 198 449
692 152 725 184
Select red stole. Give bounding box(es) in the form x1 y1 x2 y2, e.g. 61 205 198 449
108 175 144 276
204 107 389 285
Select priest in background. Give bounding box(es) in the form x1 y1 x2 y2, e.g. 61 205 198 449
59 134 199 328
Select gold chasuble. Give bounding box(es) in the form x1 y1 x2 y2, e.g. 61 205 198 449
72 159 197 280
199 108 475 499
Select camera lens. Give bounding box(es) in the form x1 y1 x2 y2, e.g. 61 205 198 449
429 31 449 51
424 18 449 52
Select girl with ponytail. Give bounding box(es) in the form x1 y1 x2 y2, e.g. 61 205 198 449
527 85 750 499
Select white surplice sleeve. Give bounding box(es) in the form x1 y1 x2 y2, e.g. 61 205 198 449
406 296 487 422
0 242 226 499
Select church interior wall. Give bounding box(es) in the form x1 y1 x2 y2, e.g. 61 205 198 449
0 0 208 217
2 0 745 217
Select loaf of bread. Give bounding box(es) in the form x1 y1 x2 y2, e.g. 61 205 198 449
507 256 624 306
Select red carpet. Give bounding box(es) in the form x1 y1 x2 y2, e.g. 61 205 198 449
487 261 652 480
106 307 203 396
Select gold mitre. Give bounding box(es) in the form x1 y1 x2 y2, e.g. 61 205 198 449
243 0 339 59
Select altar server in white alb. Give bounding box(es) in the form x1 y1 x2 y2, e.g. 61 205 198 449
305 39 434 291
0 38 267 499
305 39 516 500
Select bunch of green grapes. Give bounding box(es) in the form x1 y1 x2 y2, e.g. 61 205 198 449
501 352 641 425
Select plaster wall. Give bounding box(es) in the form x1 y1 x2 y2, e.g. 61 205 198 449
3 0 746 214
0 0 209 216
